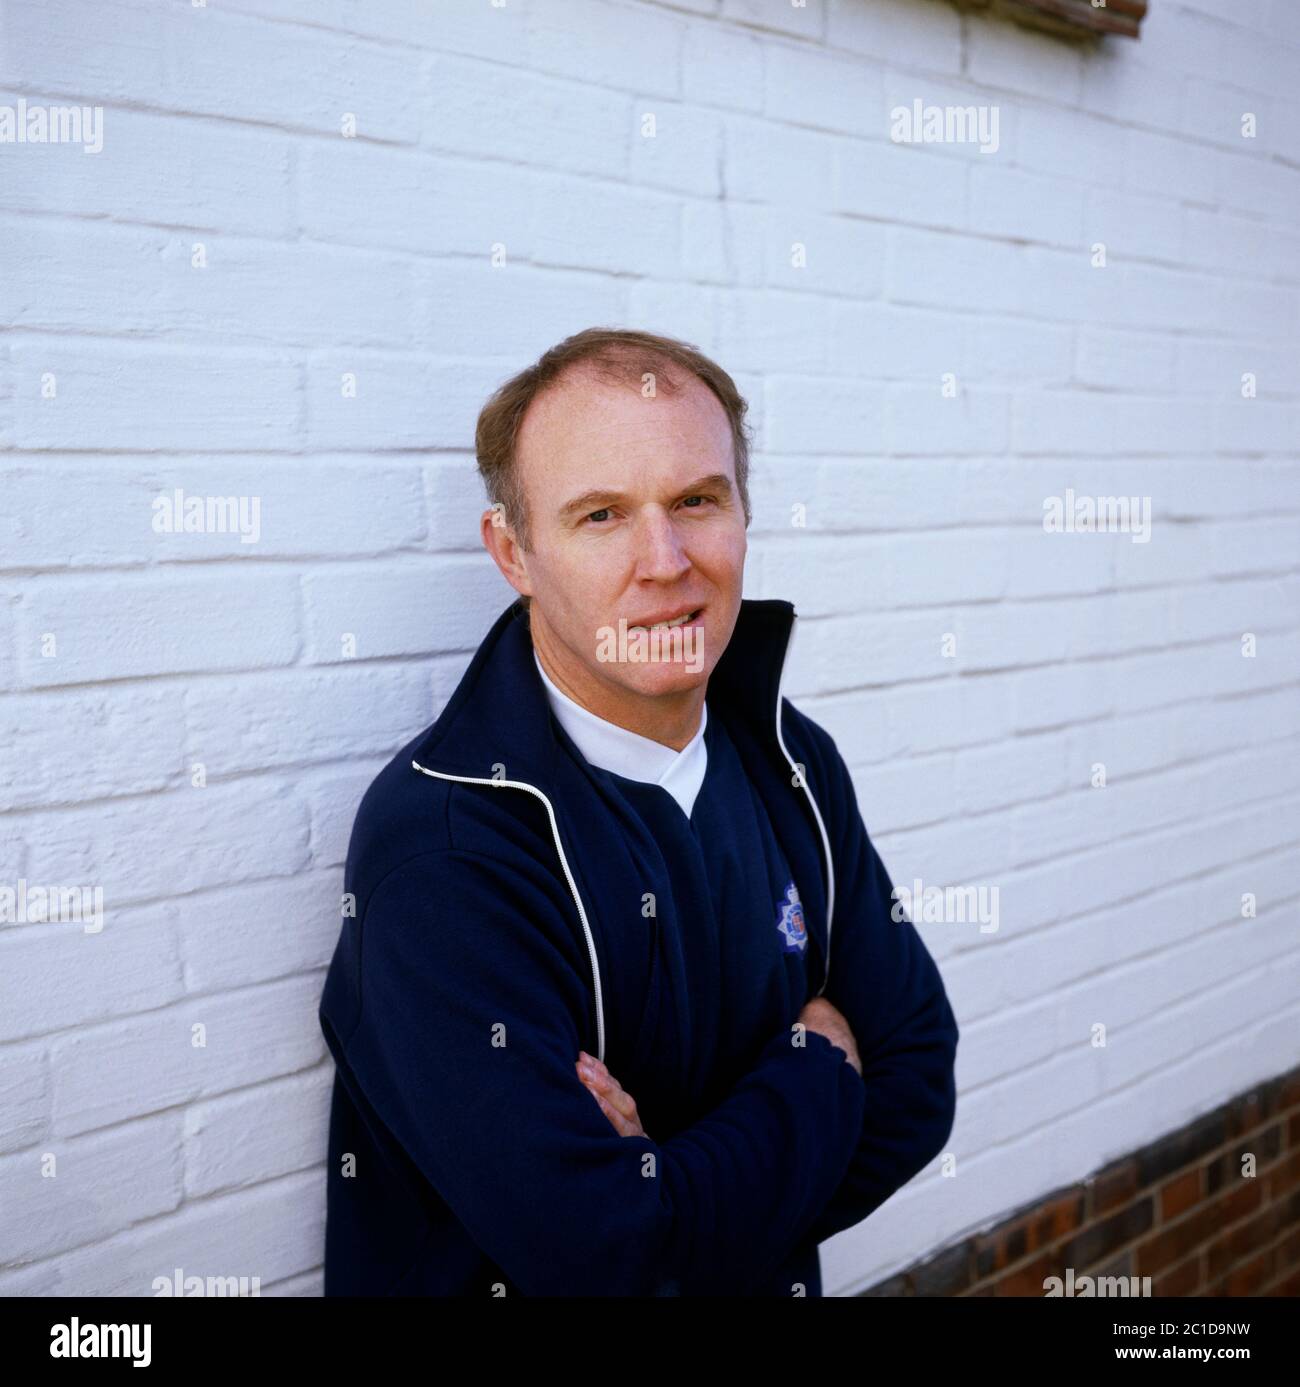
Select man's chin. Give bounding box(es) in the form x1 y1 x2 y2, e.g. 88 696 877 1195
614 663 711 698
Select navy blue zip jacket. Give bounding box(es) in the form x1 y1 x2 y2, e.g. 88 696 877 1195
318 595 959 1296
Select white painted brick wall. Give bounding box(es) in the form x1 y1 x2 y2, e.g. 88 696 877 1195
0 0 1296 1299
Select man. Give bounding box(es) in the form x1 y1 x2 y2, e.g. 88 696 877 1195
318 327 959 1297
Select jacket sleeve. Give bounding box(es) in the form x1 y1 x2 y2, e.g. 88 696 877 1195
333 846 868 1297
794 716 960 1248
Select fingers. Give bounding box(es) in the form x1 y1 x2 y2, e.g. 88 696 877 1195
576 1053 625 1109
594 1090 639 1138
576 1053 644 1136
589 1063 638 1123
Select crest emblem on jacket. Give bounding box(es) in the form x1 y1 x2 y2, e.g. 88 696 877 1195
776 880 807 953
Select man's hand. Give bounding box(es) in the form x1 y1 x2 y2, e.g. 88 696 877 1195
798 997 863 1078
576 1052 648 1138
576 998 860 1140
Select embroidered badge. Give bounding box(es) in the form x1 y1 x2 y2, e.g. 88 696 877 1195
776 880 807 953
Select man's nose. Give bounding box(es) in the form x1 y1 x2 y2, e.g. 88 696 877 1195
634 508 691 582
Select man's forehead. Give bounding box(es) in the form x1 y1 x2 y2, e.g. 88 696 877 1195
517 375 731 486
524 370 719 438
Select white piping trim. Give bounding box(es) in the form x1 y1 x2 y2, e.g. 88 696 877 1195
410 760 608 1065
773 612 836 995
410 606 832 1060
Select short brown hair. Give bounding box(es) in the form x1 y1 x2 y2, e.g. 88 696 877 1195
475 326 754 555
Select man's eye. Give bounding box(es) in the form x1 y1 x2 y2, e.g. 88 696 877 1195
681 495 714 508
586 508 612 524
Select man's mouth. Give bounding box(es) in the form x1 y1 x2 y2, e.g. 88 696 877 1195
626 607 703 632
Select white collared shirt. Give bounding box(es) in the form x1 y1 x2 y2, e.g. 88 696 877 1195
533 649 708 819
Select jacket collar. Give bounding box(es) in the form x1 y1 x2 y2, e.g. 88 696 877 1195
411 595 797 787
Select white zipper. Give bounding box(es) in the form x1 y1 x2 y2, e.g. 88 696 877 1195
410 761 608 1065
772 612 837 995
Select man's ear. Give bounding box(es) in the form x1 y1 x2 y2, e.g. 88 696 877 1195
480 505 534 599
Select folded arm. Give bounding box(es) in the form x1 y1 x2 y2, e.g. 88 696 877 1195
330 847 868 1297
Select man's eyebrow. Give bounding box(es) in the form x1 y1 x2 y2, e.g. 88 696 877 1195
557 473 735 522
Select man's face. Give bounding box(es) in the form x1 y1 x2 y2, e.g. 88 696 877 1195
492 368 748 718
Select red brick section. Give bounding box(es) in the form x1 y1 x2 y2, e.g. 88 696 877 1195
860 1062 1300 1297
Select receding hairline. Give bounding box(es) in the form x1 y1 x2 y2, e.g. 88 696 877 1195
516 356 733 451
